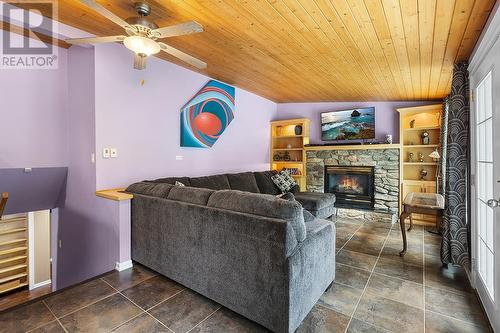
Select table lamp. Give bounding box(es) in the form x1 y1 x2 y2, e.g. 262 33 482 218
429 149 441 192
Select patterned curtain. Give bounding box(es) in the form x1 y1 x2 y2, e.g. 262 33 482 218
441 61 471 269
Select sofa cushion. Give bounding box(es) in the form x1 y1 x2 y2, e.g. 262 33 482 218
293 192 336 211
148 176 191 186
253 171 281 195
189 174 231 190
226 172 260 193
126 182 173 198
208 190 306 243
167 186 215 206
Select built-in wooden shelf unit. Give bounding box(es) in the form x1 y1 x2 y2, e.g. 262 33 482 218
0 193 29 294
270 118 310 190
397 104 442 225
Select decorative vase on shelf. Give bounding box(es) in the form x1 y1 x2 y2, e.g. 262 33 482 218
294 125 302 136
385 134 393 144
408 152 414 162
410 119 416 128
421 131 430 145
276 126 283 136
418 153 424 163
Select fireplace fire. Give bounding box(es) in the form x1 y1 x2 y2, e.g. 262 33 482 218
325 166 375 209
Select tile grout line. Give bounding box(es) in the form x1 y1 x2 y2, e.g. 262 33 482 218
145 288 186 313
425 308 489 328
52 291 118 321
317 302 395 333
24 301 69 333
100 277 178 333
99 278 169 332
334 219 365 254
42 300 69 333
336 260 425 286
343 221 395 333
185 307 222 333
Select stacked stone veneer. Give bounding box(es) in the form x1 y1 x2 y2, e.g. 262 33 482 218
306 148 400 215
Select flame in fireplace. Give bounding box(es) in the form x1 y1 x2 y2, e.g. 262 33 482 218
336 176 364 194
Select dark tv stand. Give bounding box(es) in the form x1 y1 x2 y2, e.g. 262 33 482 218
306 142 363 147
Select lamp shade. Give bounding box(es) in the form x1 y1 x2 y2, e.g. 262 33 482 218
429 150 441 159
123 36 160 56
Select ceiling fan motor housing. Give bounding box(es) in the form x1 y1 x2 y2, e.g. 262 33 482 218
135 2 151 16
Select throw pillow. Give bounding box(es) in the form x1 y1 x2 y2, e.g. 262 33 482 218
271 170 297 193
175 181 185 187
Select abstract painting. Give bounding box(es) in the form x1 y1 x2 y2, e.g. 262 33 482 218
180 80 235 148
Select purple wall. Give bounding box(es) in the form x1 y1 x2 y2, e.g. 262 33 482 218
57 46 116 288
276 102 437 144
0 168 67 215
93 43 276 189
0 45 68 168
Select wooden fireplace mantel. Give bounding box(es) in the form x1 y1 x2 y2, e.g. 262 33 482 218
304 144 400 151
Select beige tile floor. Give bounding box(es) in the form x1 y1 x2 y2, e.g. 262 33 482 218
0 217 492 333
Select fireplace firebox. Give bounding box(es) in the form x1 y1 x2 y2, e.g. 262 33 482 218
325 166 375 209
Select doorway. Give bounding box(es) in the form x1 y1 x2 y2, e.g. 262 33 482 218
470 27 500 332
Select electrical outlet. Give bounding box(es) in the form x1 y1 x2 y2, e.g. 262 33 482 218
103 148 110 158
110 148 118 158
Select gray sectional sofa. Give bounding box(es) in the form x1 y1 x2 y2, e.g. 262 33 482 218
147 171 337 219
126 171 337 333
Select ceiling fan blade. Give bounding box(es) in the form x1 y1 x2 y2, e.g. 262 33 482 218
79 0 130 30
158 42 206 69
66 35 126 45
134 54 147 70
153 21 203 38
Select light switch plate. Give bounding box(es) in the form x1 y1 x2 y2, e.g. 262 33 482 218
103 148 110 158
175 155 183 161
110 148 118 158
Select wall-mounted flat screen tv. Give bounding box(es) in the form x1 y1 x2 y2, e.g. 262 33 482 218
321 107 375 141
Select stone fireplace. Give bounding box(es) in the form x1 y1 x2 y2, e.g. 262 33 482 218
325 165 375 209
306 146 400 221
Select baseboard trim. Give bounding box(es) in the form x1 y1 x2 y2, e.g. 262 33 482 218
31 279 51 290
115 260 133 272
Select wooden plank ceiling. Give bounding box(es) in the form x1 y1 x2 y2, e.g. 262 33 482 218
23 0 496 102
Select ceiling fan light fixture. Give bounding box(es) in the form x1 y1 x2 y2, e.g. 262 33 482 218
123 35 160 56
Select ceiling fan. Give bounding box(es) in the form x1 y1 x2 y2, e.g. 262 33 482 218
66 0 206 70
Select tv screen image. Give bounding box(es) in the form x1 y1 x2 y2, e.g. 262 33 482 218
321 107 375 141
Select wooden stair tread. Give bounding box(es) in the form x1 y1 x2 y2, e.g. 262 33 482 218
0 282 28 294
0 255 27 265
0 273 27 284
0 217 27 223
0 264 27 274
0 239 27 247
0 228 27 236
0 247 28 256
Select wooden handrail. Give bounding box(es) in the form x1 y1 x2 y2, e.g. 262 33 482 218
0 192 8 219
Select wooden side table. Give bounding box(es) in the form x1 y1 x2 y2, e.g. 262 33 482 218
399 192 445 256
